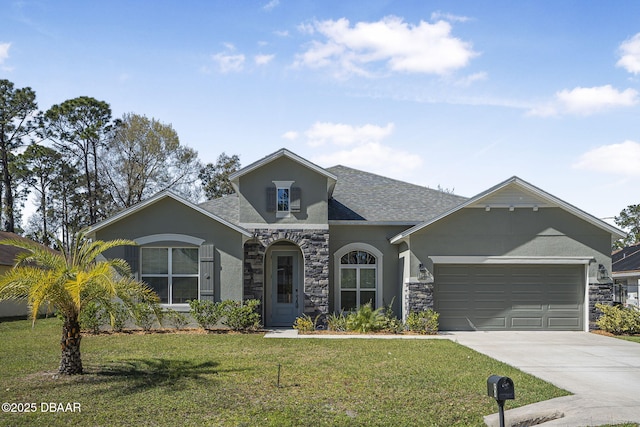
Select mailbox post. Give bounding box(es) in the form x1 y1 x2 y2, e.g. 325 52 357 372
487 375 515 427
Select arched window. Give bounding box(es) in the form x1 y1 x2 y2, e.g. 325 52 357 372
335 244 383 311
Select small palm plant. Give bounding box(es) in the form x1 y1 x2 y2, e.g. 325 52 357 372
0 229 159 375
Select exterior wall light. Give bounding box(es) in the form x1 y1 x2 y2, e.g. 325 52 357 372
598 264 611 281
418 263 434 283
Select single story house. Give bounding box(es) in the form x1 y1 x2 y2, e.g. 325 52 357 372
90 148 626 331
0 232 50 318
612 244 640 307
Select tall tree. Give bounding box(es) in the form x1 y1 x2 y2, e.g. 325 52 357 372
18 144 63 246
615 204 640 248
199 152 241 199
0 80 38 232
44 97 113 224
0 230 159 375
101 113 202 209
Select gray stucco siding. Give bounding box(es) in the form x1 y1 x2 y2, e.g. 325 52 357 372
94 197 245 302
408 207 612 279
238 156 329 225
329 224 407 315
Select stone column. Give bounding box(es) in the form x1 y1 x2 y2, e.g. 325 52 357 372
403 281 434 321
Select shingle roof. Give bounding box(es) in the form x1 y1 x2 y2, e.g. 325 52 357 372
326 165 468 223
0 231 49 266
613 243 640 273
198 194 239 225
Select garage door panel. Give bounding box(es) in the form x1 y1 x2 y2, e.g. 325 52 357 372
434 264 583 331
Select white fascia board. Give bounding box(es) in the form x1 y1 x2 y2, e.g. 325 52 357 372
390 176 627 244
329 220 420 227
240 223 329 230
612 271 640 278
429 256 594 265
89 190 252 238
229 148 337 188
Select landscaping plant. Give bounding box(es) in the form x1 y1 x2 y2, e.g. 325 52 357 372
0 229 159 375
406 308 440 334
163 308 190 330
346 303 385 333
293 314 315 333
595 303 640 335
222 299 262 331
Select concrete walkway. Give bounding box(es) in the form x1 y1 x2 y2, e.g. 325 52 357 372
448 331 640 426
265 329 640 426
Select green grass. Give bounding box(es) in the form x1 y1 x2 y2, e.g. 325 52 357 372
619 335 640 344
0 318 569 427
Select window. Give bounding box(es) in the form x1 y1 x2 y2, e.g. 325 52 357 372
141 247 199 304
339 250 378 311
277 187 290 213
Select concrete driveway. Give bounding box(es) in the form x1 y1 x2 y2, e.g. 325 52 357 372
448 331 640 426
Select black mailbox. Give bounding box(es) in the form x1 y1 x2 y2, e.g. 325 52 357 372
487 375 515 401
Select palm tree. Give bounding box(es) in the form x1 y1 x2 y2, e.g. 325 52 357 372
0 229 159 375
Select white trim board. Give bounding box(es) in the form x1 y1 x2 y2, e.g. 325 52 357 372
429 256 594 265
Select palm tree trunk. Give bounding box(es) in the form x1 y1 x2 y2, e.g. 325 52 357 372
59 315 83 375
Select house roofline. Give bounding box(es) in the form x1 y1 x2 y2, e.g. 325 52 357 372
390 176 627 244
229 148 337 195
88 191 252 238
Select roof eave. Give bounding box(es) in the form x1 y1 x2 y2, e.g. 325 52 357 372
390 176 627 244
88 191 252 238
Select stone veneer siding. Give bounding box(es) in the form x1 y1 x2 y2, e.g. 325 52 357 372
403 281 434 321
243 229 330 322
588 281 614 330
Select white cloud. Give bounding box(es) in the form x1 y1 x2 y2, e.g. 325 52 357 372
528 85 638 117
312 142 423 178
617 33 640 74
211 44 245 73
282 131 299 140
274 30 290 37
573 140 640 176
263 0 279 11
255 54 275 65
304 122 395 147
294 121 422 178
0 42 10 64
455 71 487 87
294 16 477 77
430 11 471 23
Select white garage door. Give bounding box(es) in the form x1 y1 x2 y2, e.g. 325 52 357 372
434 264 584 331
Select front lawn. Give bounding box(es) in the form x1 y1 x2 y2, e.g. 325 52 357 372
0 318 568 426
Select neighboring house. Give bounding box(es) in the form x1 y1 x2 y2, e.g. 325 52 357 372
89 148 625 331
0 232 49 318
612 244 640 307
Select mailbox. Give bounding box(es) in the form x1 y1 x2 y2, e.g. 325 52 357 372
487 375 515 401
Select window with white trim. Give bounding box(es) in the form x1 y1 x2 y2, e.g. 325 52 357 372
141 247 199 304
339 250 378 310
277 187 290 213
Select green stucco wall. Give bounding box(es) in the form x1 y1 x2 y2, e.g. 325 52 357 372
408 207 612 280
238 156 329 225
94 197 245 301
329 224 408 315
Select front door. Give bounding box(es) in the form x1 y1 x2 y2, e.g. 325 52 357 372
270 251 301 326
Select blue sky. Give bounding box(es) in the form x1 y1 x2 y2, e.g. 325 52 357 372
1 0 639 224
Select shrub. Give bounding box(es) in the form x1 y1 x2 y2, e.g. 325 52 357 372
346 303 385 333
106 301 130 332
189 299 224 329
163 308 190 330
293 314 315 333
380 298 404 334
132 302 158 331
595 303 640 335
406 309 439 335
327 312 347 332
79 301 108 334
222 299 262 331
